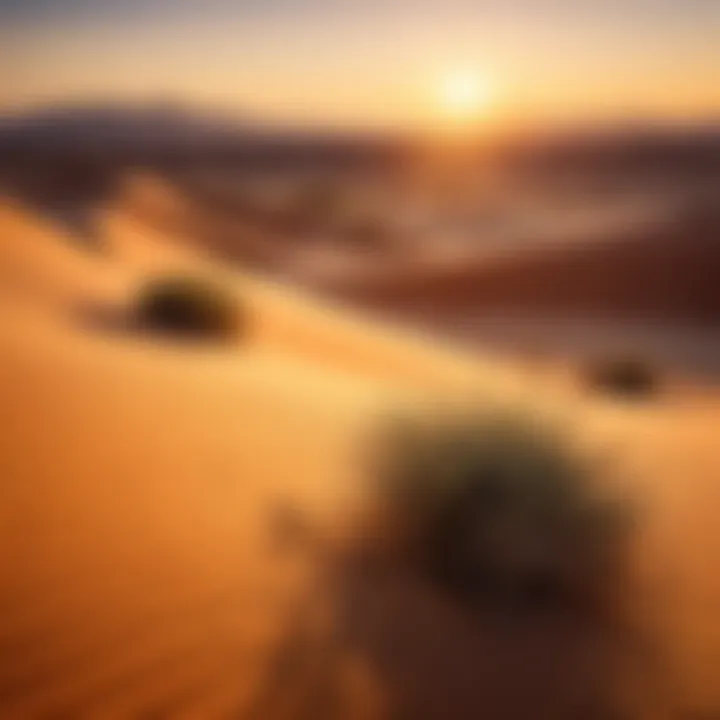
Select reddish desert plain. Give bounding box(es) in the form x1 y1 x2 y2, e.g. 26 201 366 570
1 192 720 720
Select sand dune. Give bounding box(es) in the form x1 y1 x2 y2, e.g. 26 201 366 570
0 295 391 717
2 204 720 717
101 204 532 398
338 203 720 327
115 173 282 267
3 286 720 718
0 201 132 313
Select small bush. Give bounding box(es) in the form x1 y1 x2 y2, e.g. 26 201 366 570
586 357 658 399
134 276 242 342
377 409 631 612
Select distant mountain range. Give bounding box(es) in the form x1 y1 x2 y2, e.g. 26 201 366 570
0 103 393 155
1 103 718 153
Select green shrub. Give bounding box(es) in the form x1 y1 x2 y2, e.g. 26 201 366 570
377 409 631 611
134 275 242 342
586 356 658 399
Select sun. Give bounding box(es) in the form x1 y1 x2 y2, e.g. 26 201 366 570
436 70 494 121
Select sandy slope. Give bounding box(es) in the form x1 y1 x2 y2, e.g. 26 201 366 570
0 202 132 313
0 298 391 718
101 206 536 401
116 172 282 267
1 204 719 718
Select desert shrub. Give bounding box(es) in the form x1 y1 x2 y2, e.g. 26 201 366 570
586 356 658 399
377 409 631 612
134 275 242 341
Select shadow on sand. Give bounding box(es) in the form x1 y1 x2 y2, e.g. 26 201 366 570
244 527 672 720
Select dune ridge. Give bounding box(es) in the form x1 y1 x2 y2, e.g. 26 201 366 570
337 203 720 327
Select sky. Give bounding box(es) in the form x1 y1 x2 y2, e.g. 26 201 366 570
1 0 719 130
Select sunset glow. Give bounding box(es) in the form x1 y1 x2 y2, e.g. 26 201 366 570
0 0 718 129
436 71 494 122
